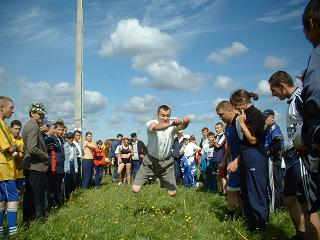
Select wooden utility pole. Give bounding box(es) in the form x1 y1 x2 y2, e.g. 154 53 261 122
75 0 84 131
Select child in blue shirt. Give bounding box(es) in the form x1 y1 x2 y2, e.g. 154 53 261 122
64 132 78 200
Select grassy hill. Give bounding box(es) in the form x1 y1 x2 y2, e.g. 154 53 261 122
15 179 295 240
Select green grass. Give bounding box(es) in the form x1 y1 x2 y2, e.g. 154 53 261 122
14 178 295 240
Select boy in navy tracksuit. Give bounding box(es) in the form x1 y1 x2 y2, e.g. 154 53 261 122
212 122 226 195
216 101 242 219
48 122 65 206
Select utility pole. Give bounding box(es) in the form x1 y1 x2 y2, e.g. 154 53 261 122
74 0 84 131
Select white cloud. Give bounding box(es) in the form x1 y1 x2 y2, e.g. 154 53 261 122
208 42 249 64
256 80 271 97
147 60 207 91
263 56 288 68
212 97 228 109
2 7 60 44
130 76 149 86
124 94 159 113
107 115 125 125
84 91 109 114
257 7 303 23
213 75 235 91
135 115 153 124
15 79 108 125
100 18 177 68
100 18 208 91
188 113 215 123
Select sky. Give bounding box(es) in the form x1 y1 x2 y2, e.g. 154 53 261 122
0 0 313 143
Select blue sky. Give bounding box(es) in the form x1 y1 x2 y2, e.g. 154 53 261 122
0 0 312 142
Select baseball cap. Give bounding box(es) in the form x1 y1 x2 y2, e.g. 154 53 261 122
43 117 53 126
183 134 190 139
262 109 275 120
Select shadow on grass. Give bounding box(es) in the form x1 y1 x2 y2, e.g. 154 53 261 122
257 223 291 240
208 194 227 221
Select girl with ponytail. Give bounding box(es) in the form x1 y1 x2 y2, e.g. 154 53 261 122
229 89 269 232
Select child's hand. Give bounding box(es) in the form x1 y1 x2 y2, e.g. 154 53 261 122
238 109 246 124
227 160 238 173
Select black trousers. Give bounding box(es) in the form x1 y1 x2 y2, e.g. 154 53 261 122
23 170 49 222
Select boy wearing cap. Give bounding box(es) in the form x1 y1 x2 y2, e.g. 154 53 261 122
21 102 49 221
263 109 284 211
0 97 19 237
132 105 190 196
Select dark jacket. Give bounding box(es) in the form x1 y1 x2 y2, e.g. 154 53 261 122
171 137 184 159
109 139 121 158
48 136 65 173
131 140 148 160
21 118 48 172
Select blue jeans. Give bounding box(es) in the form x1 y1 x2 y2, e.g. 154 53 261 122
131 160 141 179
183 166 196 188
94 166 103 187
82 159 93 189
112 159 119 180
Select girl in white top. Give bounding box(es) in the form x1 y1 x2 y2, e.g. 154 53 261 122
180 135 201 188
116 138 133 185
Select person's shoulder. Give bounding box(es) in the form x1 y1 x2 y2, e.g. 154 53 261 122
313 44 320 56
249 106 263 120
146 119 158 127
271 123 278 131
23 119 36 130
251 105 262 115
